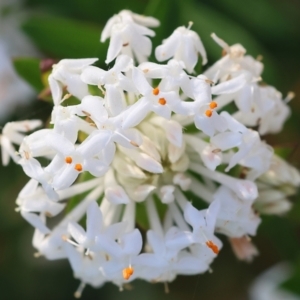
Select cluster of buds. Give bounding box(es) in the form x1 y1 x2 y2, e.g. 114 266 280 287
0 10 299 297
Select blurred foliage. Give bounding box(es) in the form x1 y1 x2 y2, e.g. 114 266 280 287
1 0 300 299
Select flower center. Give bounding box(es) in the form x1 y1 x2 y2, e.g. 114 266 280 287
122 266 134 280
65 156 73 164
205 109 213 117
152 87 159 95
209 101 218 109
74 163 83 172
158 98 167 105
206 240 219 254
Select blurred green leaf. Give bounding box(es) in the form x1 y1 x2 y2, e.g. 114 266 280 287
281 258 300 296
24 0 146 24
274 146 294 159
199 0 298 42
13 58 43 92
22 15 106 60
258 215 300 260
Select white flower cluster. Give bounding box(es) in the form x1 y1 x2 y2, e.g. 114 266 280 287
1 9 299 297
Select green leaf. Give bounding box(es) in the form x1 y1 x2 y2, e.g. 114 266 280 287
200 0 298 42
13 58 43 92
258 215 300 260
281 258 300 296
22 15 106 61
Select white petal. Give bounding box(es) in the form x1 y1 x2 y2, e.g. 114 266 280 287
49 74 62 106
105 186 130 204
68 221 86 244
211 132 242 151
105 31 123 64
86 201 103 239
81 66 105 85
21 211 50 234
212 74 247 95
122 229 143 256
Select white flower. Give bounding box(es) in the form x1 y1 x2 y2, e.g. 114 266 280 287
46 132 111 189
155 24 207 73
81 54 136 116
214 186 261 237
5 9 298 296
49 58 98 105
136 228 206 282
184 201 222 254
101 10 159 64
0 120 42 165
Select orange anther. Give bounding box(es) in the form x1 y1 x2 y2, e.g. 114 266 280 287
209 101 218 109
122 266 134 280
152 87 159 95
74 163 83 172
65 156 73 164
158 98 167 105
206 240 219 254
205 109 213 117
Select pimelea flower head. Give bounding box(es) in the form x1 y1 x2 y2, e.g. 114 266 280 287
3 9 300 298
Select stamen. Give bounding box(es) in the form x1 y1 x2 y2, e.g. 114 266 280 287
82 110 91 117
212 148 221 154
285 91 295 103
62 93 72 101
256 54 263 61
205 109 213 117
164 282 170 294
74 282 86 298
209 101 218 109
152 87 159 95
187 21 193 30
65 156 73 164
115 131 140 147
205 79 215 85
75 163 83 172
122 266 134 280
34 252 42 258
24 151 30 160
130 140 139 147
206 240 219 254
158 98 167 105
97 84 106 95
62 235 80 247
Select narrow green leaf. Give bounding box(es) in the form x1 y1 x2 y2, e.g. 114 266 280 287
22 15 106 61
13 58 43 92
